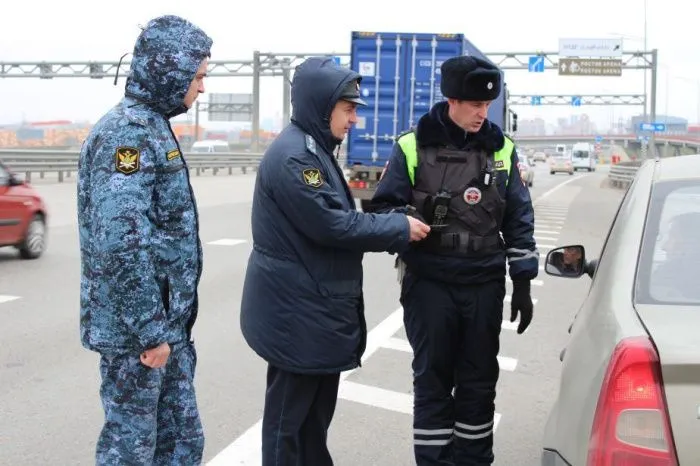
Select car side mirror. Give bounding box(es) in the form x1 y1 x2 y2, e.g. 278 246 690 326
545 245 586 278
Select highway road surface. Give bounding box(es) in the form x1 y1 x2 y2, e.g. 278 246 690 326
0 162 624 465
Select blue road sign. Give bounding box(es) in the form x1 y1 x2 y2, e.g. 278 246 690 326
595 135 603 143
528 56 544 73
571 96 582 107
531 96 542 105
639 122 666 132
331 56 342 66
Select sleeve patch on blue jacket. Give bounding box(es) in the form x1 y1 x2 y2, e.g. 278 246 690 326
166 149 181 161
115 147 140 175
302 168 324 188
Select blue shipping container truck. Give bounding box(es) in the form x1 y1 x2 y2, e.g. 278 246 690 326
344 31 516 210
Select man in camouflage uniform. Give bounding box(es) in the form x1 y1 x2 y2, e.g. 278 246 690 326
77 15 212 465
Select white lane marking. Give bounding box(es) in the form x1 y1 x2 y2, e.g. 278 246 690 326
381 337 412 353
381 337 518 372
536 211 569 216
508 278 543 286
0 295 20 304
207 308 405 465
535 229 561 235
534 174 588 204
534 236 559 242
536 244 556 249
502 320 519 331
537 219 565 224
498 356 519 372
338 381 414 415
207 238 247 246
338 381 502 433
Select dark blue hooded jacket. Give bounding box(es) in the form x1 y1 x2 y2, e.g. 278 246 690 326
77 15 212 354
240 57 410 374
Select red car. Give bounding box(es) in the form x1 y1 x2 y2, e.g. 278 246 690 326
0 160 48 259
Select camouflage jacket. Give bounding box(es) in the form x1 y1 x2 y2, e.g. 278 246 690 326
77 15 212 354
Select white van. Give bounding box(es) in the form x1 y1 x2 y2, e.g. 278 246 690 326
190 140 230 153
571 142 597 172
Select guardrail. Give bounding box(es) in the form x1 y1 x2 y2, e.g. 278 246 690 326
0 149 269 183
0 149 350 183
608 160 643 189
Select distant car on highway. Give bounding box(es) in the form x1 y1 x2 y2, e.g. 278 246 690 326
190 139 230 153
549 153 574 175
0 160 47 259
518 156 534 187
540 154 700 465
532 151 547 162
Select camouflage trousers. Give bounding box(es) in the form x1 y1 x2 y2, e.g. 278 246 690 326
96 341 204 465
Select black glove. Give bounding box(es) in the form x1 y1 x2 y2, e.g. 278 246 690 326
510 279 533 334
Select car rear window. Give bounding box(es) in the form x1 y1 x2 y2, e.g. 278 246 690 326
635 180 700 305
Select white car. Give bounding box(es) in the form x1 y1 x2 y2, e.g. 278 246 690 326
550 154 574 175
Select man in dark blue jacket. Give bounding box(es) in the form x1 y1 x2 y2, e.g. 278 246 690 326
240 57 430 466
370 55 539 465
77 15 212 465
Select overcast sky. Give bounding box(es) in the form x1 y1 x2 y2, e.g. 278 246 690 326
1 0 697 130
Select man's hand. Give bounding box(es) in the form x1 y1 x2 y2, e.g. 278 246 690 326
140 342 171 368
407 216 431 241
510 280 533 334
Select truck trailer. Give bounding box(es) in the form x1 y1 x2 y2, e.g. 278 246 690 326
344 31 517 211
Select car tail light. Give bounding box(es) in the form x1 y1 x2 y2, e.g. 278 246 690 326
587 336 678 466
348 180 367 189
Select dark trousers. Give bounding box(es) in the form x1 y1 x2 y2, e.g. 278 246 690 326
96 341 204 466
262 364 341 466
401 273 505 466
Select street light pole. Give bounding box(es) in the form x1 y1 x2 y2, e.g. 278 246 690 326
644 0 648 120
649 49 658 159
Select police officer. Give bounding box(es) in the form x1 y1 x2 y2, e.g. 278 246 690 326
240 56 430 466
77 15 212 465
370 55 539 465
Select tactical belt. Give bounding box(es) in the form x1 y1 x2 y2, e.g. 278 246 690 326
422 231 503 255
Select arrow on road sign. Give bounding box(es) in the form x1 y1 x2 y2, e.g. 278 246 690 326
528 56 544 73
639 122 666 132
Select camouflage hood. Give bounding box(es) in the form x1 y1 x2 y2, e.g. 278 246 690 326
124 15 213 118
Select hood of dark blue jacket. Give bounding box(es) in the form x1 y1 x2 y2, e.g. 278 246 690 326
416 101 505 153
124 15 213 119
290 57 362 153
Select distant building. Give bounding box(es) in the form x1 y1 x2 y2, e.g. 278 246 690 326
517 117 546 136
555 114 596 135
